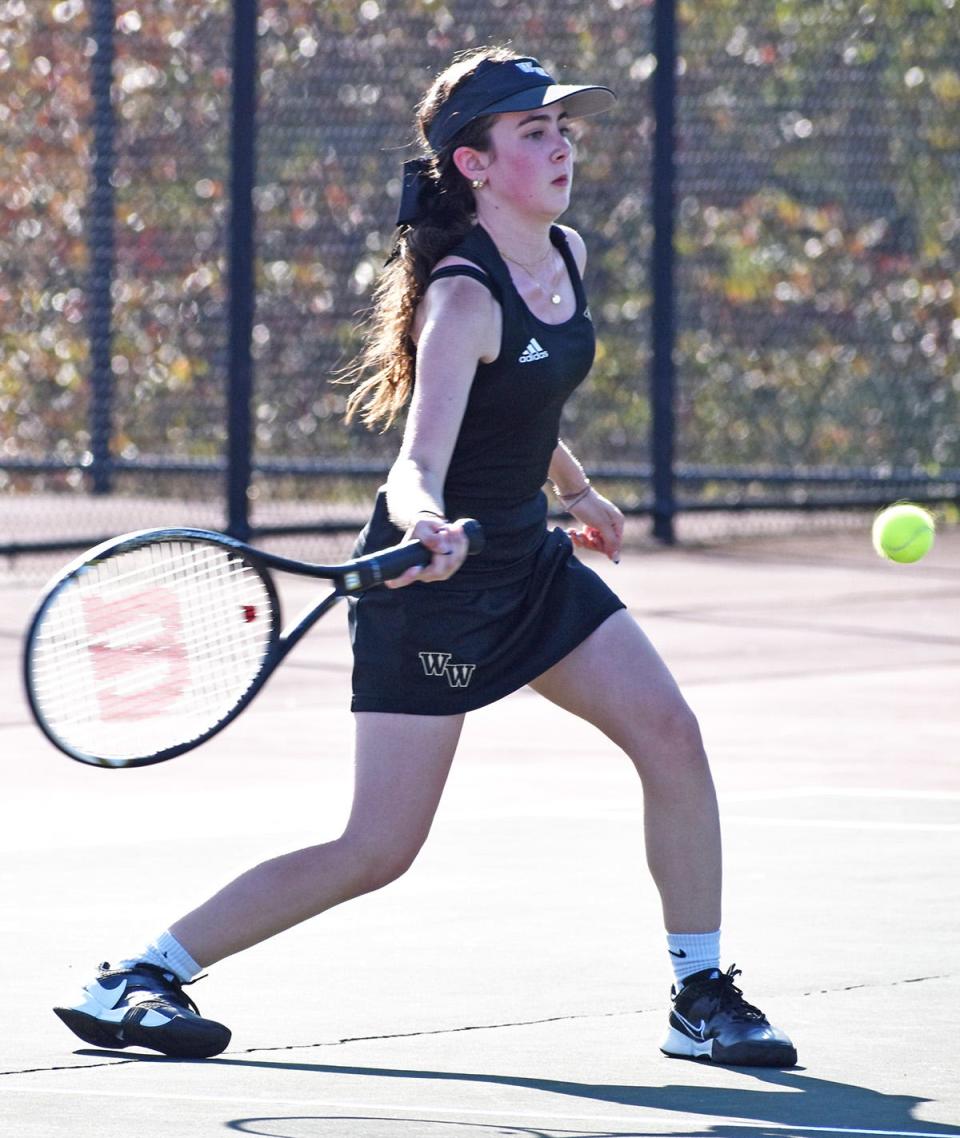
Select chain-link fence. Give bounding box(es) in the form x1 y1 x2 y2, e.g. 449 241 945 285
2 0 958 571
674 2 960 515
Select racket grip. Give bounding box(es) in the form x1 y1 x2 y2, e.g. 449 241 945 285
338 519 485 593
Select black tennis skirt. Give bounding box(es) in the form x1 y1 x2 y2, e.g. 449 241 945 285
348 490 625 716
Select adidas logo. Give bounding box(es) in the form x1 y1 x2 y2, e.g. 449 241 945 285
518 338 549 363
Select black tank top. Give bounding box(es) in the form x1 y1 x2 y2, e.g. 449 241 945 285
357 224 597 583
429 224 595 512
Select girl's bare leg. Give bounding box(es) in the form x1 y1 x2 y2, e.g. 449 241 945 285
529 610 721 932
169 712 465 966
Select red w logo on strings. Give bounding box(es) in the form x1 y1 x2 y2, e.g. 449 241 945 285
81 590 189 720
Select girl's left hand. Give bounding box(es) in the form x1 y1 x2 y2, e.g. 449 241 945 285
565 489 624 564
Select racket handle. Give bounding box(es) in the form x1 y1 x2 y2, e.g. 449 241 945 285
461 518 486 554
339 518 485 593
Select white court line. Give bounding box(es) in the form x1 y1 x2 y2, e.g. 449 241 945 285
725 817 960 833
722 788 960 803
721 786 960 833
445 784 960 826
440 812 960 831
0 1085 954 1138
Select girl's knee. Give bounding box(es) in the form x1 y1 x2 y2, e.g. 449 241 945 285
340 831 426 895
666 699 706 758
629 696 709 782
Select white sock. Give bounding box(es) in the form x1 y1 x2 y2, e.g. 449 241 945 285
118 930 203 984
666 930 721 988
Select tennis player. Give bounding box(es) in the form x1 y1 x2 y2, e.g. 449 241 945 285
55 47 796 1068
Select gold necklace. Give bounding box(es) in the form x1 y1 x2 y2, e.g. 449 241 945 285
498 246 563 305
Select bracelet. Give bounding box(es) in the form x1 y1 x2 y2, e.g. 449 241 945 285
415 509 448 522
555 481 592 509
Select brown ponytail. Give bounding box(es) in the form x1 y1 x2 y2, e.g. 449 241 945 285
342 46 520 430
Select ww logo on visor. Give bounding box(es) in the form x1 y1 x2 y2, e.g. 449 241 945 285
516 61 551 78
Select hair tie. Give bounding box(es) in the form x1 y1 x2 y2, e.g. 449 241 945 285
396 157 438 227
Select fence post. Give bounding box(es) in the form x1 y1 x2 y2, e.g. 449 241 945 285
88 0 115 495
650 0 677 543
225 0 258 541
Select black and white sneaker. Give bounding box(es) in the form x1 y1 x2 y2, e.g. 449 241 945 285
54 962 231 1058
661 964 797 1067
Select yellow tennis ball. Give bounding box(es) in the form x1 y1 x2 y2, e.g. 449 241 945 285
872 503 935 564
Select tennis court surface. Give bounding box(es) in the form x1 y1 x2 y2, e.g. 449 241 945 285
2 521 958 1137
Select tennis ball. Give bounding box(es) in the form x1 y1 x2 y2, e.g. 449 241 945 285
871 503 935 564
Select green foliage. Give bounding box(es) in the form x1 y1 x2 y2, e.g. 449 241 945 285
676 0 960 472
2 0 958 500
0 0 91 479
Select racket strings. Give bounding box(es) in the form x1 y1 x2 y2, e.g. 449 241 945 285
36 542 269 673
29 540 277 763
32 558 268 751
34 544 260 679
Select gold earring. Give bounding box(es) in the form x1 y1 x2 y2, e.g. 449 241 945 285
471 177 486 190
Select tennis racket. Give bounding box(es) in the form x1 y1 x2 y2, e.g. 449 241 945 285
24 521 484 769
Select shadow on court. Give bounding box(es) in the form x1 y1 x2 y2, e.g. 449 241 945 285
224 1120 958 1138
224 1062 959 1137
59 1050 960 1137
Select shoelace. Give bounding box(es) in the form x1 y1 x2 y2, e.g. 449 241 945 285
115 962 206 1016
713 965 768 1023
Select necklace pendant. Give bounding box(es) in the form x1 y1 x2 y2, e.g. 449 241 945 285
550 293 562 305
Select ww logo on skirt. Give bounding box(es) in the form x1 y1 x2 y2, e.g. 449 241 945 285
419 651 476 688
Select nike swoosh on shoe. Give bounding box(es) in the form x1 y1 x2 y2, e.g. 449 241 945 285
674 1010 710 1042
